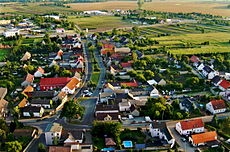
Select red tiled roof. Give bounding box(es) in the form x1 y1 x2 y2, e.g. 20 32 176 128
65 78 80 90
120 82 138 87
191 131 217 144
40 77 71 86
103 44 115 49
111 54 122 58
121 63 132 68
210 100 226 110
219 80 230 89
190 55 200 63
180 119 204 130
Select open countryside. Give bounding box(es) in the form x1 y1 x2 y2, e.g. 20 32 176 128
0 0 230 152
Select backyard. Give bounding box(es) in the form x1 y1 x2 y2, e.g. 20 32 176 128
0 49 10 61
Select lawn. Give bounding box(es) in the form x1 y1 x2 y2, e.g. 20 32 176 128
21 38 43 45
120 129 146 144
0 49 10 61
91 72 100 85
68 15 131 32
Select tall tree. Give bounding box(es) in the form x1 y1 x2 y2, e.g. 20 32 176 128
137 0 144 10
5 141 22 152
60 100 84 122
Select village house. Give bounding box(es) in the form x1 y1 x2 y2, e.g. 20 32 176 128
149 121 175 148
190 55 200 66
175 119 204 136
13 128 37 139
147 75 166 86
29 91 58 99
196 63 205 71
202 66 219 80
60 129 93 151
105 138 116 147
45 123 63 145
53 91 68 103
3 29 19 37
189 131 218 147
95 104 120 121
0 19 11 25
18 98 29 108
49 146 71 152
22 85 34 96
40 77 71 91
21 106 44 117
62 78 80 94
31 99 52 109
101 43 115 55
34 67 45 78
119 101 131 112
56 28 65 33
21 73 34 87
211 76 222 86
179 98 197 113
0 88 8 118
206 99 226 114
218 80 230 91
21 52 31 61
115 47 131 54
121 62 133 71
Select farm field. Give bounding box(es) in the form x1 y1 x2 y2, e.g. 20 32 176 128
0 49 10 61
140 23 230 36
67 1 230 17
68 15 132 31
152 32 230 54
1 1 230 17
0 3 74 14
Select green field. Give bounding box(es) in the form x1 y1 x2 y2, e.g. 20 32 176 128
0 49 10 61
21 38 43 45
141 23 230 36
151 32 230 54
68 15 131 31
91 72 100 85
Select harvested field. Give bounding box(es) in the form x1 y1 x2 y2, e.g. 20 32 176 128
67 1 230 17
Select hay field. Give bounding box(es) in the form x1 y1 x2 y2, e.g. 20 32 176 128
68 15 132 32
67 1 230 17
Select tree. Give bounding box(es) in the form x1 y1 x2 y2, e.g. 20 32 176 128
60 69 72 77
60 100 84 122
143 70 154 80
137 0 144 10
5 141 22 152
92 121 121 145
38 143 47 152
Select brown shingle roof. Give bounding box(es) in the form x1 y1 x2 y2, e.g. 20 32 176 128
49 146 71 152
0 88 7 100
25 73 34 83
105 138 116 146
13 129 36 138
210 100 226 110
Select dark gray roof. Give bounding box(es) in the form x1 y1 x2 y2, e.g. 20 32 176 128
203 66 214 73
211 76 221 84
115 93 133 100
96 104 118 111
151 121 173 141
135 144 146 150
31 91 56 98
180 98 193 112
21 106 42 113
31 99 51 105
153 75 162 83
